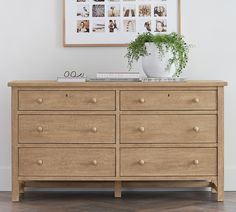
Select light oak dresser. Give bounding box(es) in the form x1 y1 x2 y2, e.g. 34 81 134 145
8 80 227 202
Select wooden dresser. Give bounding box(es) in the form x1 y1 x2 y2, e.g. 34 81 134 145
8 80 227 202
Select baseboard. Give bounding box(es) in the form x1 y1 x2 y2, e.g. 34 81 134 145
0 167 11 191
225 166 236 191
1 166 236 191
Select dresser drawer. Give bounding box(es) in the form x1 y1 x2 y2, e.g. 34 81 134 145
120 91 217 110
19 148 115 177
121 148 217 177
19 115 115 144
120 115 217 144
19 90 115 111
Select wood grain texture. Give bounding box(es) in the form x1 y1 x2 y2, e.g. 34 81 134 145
19 148 116 177
19 90 115 111
8 80 227 87
217 87 224 201
9 80 227 202
120 115 217 144
120 91 217 111
11 88 20 202
114 181 122 198
19 115 115 144
120 148 217 177
18 176 217 181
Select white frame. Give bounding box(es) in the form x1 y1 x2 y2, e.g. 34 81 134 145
63 0 181 47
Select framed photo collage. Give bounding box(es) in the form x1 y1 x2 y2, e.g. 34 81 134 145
64 0 181 46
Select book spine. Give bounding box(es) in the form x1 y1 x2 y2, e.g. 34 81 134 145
97 73 140 79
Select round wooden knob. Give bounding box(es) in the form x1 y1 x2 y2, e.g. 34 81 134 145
92 98 97 103
92 127 97 133
139 98 145 103
36 98 43 104
193 160 199 165
37 160 43 166
138 160 145 165
139 127 145 132
92 160 97 166
37 126 43 132
193 126 200 133
193 98 200 103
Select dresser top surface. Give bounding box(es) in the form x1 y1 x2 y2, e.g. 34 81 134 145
8 80 227 87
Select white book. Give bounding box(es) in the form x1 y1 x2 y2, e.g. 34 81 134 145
57 77 86 82
97 72 140 79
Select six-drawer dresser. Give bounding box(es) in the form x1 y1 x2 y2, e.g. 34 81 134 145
8 80 227 202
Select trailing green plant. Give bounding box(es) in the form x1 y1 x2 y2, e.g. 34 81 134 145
126 32 191 77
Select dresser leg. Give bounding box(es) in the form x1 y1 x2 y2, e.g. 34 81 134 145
19 182 25 194
114 181 122 198
12 181 20 202
217 186 224 202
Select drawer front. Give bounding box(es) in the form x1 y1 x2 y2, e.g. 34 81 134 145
19 115 115 144
121 148 217 176
120 91 217 110
19 90 115 111
120 115 217 144
19 148 115 177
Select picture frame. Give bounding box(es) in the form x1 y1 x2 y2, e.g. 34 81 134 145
63 0 182 47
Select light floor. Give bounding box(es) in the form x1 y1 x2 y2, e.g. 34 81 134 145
0 191 236 212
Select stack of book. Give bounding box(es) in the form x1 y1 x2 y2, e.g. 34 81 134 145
57 77 86 82
96 72 140 81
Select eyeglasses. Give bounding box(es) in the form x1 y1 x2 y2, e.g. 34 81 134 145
64 71 85 78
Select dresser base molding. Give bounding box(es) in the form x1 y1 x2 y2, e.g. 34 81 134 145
14 180 220 201
9 81 227 202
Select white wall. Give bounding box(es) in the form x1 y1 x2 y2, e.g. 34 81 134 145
0 0 235 191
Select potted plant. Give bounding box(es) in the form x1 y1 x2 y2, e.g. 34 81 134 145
126 32 191 77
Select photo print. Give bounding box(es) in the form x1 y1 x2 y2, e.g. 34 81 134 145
77 5 89 17
138 5 151 17
154 5 167 17
108 4 120 17
123 5 136 17
123 20 136 32
92 20 105 32
92 5 105 17
138 20 151 32
77 20 90 33
154 19 167 32
108 19 121 32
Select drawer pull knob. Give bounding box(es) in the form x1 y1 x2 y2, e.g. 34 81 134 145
193 98 200 103
138 160 145 165
37 160 43 166
193 160 199 165
193 126 200 133
92 127 97 133
37 127 44 132
139 98 145 103
36 98 43 104
92 98 97 103
92 160 97 166
139 127 145 132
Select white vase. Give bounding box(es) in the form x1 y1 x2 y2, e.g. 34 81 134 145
142 42 176 78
